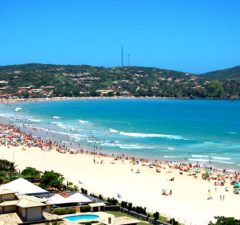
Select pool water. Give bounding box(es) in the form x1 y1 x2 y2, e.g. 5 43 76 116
64 214 99 222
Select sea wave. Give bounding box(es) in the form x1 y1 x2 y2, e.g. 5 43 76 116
109 128 119 133
189 157 234 165
164 155 183 158
188 158 210 162
119 131 183 140
211 160 234 165
68 133 86 141
229 131 237 134
167 147 176 151
192 155 209 158
227 144 240 149
52 116 61 119
0 113 16 118
101 142 154 149
211 156 231 160
51 122 67 129
14 107 22 112
79 119 89 124
28 119 42 123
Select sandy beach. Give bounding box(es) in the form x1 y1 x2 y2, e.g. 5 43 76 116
0 145 239 225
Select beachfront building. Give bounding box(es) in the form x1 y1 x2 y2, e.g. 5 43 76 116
48 192 92 206
0 189 51 223
0 178 48 198
89 202 105 212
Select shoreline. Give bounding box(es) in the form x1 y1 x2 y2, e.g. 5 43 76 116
1 96 240 105
0 100 240 172
2 119 240 173
0 124 240 225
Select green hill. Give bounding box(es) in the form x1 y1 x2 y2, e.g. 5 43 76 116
0 63 239 99
201 66 240 80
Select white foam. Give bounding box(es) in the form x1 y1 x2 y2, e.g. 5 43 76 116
53 116 61 119
189 158 209 162
0 113 16 118
28 119 41 123
192 155 209 158
14 107 22 112
101 142 154 149
212 160 234 165
119 131 183 139
167 147 176 151
109 128 119 133
79 119 89 124
68 133 86 141
164 155 183 158
51 122 67 129
211 156 231 160
119 144 154 150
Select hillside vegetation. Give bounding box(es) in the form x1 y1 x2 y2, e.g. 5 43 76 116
0 63 239 99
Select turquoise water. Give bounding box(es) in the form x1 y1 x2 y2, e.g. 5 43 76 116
64 214 99 221
0 99 240 169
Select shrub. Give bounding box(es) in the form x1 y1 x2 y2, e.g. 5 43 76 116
98 194 103 200
121 201 128 208
79 221 98 225
80 205 91 212
209 216 240 225
127 202 132 211
81 188 88 195
52 207 76 215
153 211 159 221
107 197 118 205
168 218 179 225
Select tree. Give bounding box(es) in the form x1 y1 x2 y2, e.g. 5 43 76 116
205 80 224 97
40 170 64 190
209 216 240 225
0 171 9 184
153 211 159 221
21 167 42 180
0 159 17 179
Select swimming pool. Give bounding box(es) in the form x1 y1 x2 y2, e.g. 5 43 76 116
64 214 100 222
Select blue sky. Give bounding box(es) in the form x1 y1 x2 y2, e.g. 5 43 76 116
0 0 240 73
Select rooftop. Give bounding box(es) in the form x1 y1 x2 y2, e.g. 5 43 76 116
0 189 16 195
89 202 105 207
0 200 18 207
0 213 22 225
0 178 47 195
16 195 46 208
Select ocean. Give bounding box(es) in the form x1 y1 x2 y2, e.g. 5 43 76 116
1 99 240 169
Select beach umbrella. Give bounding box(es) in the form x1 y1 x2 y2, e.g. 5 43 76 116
193 168 200 172
234 182 240 188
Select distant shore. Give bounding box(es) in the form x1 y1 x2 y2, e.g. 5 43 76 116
1 96 240 105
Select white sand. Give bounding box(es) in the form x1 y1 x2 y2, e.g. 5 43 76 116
1 146 239 225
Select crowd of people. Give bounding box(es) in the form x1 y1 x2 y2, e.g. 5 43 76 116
1 122 240 198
